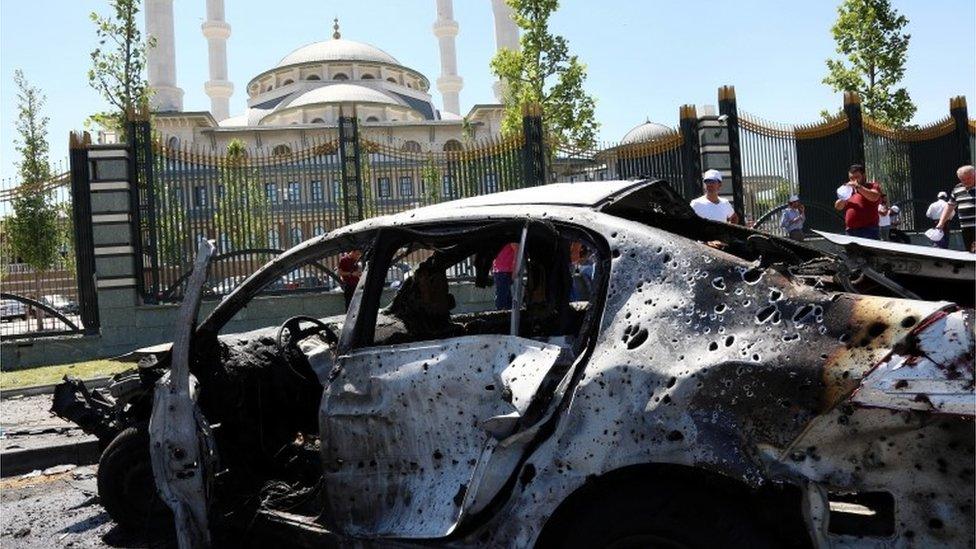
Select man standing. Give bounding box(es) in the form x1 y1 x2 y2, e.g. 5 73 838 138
779 195 806 241
690 169 739 224
926 191 952 249
877 195 891 241
834 164 882 239
936 165 976 253
338 249 362 308
492 242 518 309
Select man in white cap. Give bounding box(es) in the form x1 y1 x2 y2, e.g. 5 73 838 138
690 169 739 224
926 190 952 248
779 194 805 241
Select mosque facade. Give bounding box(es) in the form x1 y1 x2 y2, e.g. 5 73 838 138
147 0 521 154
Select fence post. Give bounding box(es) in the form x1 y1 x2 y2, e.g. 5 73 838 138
718 86 745 221
950 96 971 166
521 103 546 186
337 109 364 223
68 131 100 335
679 104 701 199
843 91 866 166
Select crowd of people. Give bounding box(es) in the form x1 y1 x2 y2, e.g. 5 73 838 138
686 163 976 253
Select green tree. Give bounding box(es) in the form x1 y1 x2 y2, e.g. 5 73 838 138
823 0 916 127
214 140 270 250
490 0 599 149
9 70 59 329
421 156 442 205
88 0 153 134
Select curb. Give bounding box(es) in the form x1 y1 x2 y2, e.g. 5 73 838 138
1 376 112 400
1 437 101 477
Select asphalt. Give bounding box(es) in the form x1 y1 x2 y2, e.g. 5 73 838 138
1 394 100 477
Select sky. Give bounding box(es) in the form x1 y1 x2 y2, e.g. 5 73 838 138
1 0 974 182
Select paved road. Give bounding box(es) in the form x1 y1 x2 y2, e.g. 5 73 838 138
0 465 149 548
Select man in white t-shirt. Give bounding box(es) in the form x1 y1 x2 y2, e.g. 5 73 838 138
690 169 739 224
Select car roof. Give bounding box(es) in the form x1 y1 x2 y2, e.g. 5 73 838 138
404 179 652 214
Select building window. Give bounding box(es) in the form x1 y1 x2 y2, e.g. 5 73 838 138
265 183 278 204
193 186 208 208
365 116 379 122
290 226 304 246
401 140 421 153
267 228 280 249
443 139 462 152
282 79 294 86
306 74 321 81
386 77 397 84
377 177 391 198
287 181 301 202
310 180 323 202
333 73 348 81
332 179 342 202
485 173 498 193
313 226 325 237
361 73 374 80
219 233 231 252
272 144 291 156
442 175 453 198
310 118 325 124
399 176 414 197
167 136 180 150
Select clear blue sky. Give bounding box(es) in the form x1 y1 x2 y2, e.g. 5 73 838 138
1 0 973 182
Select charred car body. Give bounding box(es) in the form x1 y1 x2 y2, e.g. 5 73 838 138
54 180 975 548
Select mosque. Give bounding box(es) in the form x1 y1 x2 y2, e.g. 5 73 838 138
147 0 523 154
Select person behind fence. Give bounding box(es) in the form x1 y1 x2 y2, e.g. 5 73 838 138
492 242 519 309
877 195 892 241
935 165 976 253
779 195 806 241
690 169 739 224
338 249 362 308
926 191 952 249
835 164 882 239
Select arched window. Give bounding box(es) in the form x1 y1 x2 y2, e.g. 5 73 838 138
333 73 348 81
267 228 280 249
313 226 325 237
386 77 397 84
365 116 379 122
406 83 413 89
306 74 321 81
401 140 421 153
442 139 462 152
361 74 374 80
290 226 304 245
272 144 291 156
264 84 273 92
167 136 180 150
282 79 294 86
310 118 325 124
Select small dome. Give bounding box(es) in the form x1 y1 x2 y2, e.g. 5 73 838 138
277 38 399 68
620 120 675 144
283 84 404 109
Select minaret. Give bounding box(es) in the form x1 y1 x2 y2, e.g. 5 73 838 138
433 0 463 116
144 0 183 111
202 0 233 121
490 0 520 103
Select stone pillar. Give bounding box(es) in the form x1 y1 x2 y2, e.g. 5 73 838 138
145 0 184 111
490 0 520 102
433 0 463 116
202 0 234 122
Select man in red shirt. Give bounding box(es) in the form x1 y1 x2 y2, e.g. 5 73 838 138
338 249 362 308
492 243 518 310
834 164 882 239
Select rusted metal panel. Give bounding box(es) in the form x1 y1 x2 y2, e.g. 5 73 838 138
319 335 561 538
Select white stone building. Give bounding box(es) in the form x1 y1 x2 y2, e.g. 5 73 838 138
148 0 521 154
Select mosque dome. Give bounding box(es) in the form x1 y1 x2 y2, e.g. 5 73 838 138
620 120 675 144
276 38 400 68
283 84 404 109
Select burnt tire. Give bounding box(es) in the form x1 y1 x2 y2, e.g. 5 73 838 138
538 483 777 549
97 424 172 531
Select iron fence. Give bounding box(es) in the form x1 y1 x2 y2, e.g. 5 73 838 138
0 161 86 339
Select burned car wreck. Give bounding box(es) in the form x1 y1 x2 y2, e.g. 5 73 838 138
53 179 975 548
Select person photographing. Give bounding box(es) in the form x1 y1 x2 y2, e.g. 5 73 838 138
835 164 882 239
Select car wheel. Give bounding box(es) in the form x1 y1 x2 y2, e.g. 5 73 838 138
97 424 173 532
541 483 777 549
